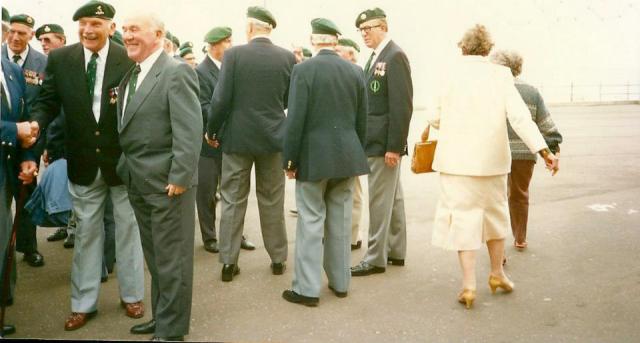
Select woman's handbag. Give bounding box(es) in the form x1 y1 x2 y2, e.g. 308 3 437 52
411 125 437 174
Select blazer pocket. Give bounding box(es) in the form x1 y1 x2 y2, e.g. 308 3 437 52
366 115 388 147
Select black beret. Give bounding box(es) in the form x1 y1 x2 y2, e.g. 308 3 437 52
247 6 276 29
36 24 65 39
179 41 194 50
338 38 360 53
179 48 193 58
10 14 35 28
72 1 115 21
2 7 9 23
311 18 341 36
111 30 123 45
355 7 386 27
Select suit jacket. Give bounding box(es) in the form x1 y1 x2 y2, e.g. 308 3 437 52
31 42 134 186
1 57 35 195
426 56 547 176
283 50 369 182
207 37 296 155
117 52 202 194
2 44 47 110
194 56 221 158
364 40 413 157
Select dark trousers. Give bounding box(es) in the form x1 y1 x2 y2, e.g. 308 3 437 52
195 154 221 243
507 159 535 244
129 188 196 337
14 180 37 254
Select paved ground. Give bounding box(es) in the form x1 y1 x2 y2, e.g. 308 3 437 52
6 104 640 342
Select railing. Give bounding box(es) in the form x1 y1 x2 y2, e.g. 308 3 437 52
537 82 640 103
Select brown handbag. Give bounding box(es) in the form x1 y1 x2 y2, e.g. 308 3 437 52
411 125 437 174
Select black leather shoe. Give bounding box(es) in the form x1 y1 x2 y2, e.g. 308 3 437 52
23 251 44 267
240 236 255 250
1 324 16 336
271 262 286 275
150 335 184 341
221 264 239 282
203 240 218 253
351 240 362 250
63 233 75 249
282 290 319 307
130 319 156 334
387 257 405 266
47 227 68 242
351 261 385 276
328 285 348 298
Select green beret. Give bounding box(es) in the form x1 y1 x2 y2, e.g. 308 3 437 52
204 26 232 44
165 31 174 42
10 14 35 28
35 24 65 39
179 48 193 58
2 7 9 23
179 41 193 50
355 7 386 27
247 6 276 29
111 30 123 45
311 18 341 36
170 34 180 48
338 38 360 53
302 48 312 58
72 1 115 21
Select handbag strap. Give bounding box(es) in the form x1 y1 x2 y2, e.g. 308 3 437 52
421 125 431 143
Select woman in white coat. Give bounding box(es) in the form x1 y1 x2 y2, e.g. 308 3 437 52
425 24 558 309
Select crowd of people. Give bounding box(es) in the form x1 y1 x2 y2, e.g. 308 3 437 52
1 0 562 340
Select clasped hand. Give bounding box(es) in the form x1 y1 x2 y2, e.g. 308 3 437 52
16 121 40 148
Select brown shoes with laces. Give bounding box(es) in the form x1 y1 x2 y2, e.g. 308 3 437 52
64 311 97 331
121 300 145 318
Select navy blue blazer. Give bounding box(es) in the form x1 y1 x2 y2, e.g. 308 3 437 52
283 49 369 182
363 40 413 157
2 44 47 110
1 57 35 195
195 56 222 158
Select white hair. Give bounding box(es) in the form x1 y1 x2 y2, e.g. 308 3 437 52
247 17 272 32
311 34 338 45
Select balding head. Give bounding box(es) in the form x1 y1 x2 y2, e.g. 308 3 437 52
122 13 164 62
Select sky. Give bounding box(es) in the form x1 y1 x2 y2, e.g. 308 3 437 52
5 0 640 103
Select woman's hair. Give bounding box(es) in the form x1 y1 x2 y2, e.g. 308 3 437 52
490 50 523 77
457 24 494 56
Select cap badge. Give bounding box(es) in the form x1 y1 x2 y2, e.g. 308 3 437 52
360 13 367 20
26 16 33 24
95 5 105 15
44 25 51 32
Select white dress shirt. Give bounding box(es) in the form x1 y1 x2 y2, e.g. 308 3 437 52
207 54 222 70
7 44 29 68
1 73 12 110
84 40 110 122
123 46 164 112
368 36 391 67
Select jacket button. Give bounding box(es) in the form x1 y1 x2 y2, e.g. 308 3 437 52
96 148 101 153
95 131 100 136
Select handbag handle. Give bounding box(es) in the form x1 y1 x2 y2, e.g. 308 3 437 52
420 125 431 143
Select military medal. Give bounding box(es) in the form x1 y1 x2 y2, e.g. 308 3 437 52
374 62 386 77
370 80 381 93
109 87 118 104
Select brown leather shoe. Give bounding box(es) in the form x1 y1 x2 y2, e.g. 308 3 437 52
64 311 97 331
121 300 144 319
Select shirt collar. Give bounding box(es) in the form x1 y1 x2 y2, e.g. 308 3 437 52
138 46 164 72
8 44 29 63
251 34 271 41
207 54 222 69
83 39 110 66
372 37 391 58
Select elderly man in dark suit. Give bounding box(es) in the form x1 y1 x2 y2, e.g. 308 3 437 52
281 18 369 307
2 13 47 267
195 26 255 254
119 13 202 341
1 56 38 337
351 8 413 277
206 6 295 282
30 1 145 331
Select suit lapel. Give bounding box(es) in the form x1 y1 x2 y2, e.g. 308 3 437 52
121 52 168 130
366 41 393 81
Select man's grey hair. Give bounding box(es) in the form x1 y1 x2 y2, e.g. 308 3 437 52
311 34 338 46
247 17 272 32
490 50 523 77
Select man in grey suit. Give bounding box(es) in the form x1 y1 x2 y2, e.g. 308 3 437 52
2 13 47 267
119 13 202 341
206 6 295 282
281 18 369 307
195 26 255 254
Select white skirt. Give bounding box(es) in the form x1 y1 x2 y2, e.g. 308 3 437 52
432 173 510 251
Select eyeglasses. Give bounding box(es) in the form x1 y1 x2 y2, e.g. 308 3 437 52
357 24 381 33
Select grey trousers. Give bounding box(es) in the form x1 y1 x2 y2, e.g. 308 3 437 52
0 177 16 303
218 152 287 265
67 171 145 312
292 177 353 297
129 188 196 337
196 154 221 243
351 177 363 244
363 157 407 267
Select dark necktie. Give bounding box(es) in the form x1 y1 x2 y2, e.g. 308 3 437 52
12 54 21 65
364 52 375 74
86 53 99 100
126 64 142 107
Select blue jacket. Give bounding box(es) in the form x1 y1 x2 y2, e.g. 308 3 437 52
24 158 72 227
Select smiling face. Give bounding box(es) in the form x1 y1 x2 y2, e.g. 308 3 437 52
122 16 163 63
78 17 114 53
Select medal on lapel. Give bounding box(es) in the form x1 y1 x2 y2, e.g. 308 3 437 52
23 69 40 86
373 62 386 77
369 80 381 93
109 87 118 105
